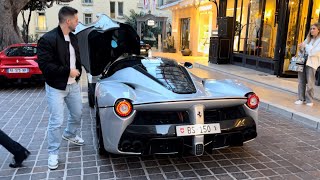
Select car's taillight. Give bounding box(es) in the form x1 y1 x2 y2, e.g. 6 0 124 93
246 93 259 109
114 99 133 117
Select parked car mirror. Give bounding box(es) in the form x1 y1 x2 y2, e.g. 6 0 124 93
184 62 193 69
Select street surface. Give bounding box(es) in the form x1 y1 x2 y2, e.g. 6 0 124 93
0 67 320 180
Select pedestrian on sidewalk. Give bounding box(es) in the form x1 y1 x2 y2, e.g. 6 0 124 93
37 6 84 170
0 129 30 168
296 23 320 107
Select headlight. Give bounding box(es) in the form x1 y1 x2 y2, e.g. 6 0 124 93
114 99 133 117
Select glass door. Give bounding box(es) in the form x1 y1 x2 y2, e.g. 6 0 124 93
198 11 212 54
282 0 307 74
180 18 190 50
311 0 320 24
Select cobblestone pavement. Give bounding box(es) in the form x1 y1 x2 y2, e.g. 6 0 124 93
0 75 320 180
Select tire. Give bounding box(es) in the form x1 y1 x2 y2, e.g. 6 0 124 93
88 83 95 108
95 104 108 155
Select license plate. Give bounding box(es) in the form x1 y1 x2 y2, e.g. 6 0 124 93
7 68 29 73
176 124 221 136
140 49 146 52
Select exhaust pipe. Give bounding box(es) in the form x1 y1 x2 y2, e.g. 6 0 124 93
132 140 143 152
192 136 204 156
121 140 131 151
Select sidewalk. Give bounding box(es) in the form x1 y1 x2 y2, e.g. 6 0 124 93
153 52 320 130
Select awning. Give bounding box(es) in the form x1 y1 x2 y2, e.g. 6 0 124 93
158 0 182 10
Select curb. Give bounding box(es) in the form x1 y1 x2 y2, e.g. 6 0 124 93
195 63 320 130
260 101 320 130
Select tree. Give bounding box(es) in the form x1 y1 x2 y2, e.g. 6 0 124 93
21 0 45 43
0 0 72 50
124 9 144 31
124 9 162 47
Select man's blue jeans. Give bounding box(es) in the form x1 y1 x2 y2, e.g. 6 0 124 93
45 83 82 155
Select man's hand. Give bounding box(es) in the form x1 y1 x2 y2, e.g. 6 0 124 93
69 69 80 78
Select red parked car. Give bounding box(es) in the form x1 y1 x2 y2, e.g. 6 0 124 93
0 43 42 80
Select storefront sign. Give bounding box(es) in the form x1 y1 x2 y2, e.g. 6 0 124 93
199 4 212 11
179 0 194 7
147 19 155 26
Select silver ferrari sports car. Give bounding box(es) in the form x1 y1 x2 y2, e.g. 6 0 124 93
75 14 259 156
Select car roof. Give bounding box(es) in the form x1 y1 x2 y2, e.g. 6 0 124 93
74 13 120 34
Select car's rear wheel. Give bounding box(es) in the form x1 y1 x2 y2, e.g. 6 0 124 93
95 103 108 155
88 82 95 108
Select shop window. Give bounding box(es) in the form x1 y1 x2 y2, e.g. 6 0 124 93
284 0 301 59
37 12 47 31
198 6 213 54
226 0 235 17
260 0 278 58
233 0 278 59
158 0 164 6
110 1 115 18
84 14 92 25
312 1 320 24
118 2 123 17
246 0 263 56
180 18 190 50
233 0 249 52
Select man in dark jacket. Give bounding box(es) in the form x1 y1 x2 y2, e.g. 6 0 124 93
37 6 83 170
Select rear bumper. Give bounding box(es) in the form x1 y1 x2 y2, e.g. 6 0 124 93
99 101 258 156
0 67 42 79
117 117 256 155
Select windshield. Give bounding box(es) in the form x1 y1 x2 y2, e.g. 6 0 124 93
6 46 37 57
106 57 196 94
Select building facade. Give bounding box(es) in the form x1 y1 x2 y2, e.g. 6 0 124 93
18 0 171 40
160 0 219 56
230 0 320 76
161 0 320 77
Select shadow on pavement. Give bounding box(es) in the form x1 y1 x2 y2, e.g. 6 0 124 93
0 79 45 89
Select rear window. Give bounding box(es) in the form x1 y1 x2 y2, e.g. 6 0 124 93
6 46 37 57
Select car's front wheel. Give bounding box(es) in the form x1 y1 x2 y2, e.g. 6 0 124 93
95 103 108 155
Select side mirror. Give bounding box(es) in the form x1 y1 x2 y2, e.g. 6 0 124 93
184 62 193 69
111 40 118 48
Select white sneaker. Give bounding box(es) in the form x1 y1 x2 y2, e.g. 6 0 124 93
306 103 314 107
62 135 84 145
48 154 58 170
294 100 304 105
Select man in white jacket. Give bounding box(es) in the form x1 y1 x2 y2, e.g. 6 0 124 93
296 23 320 107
